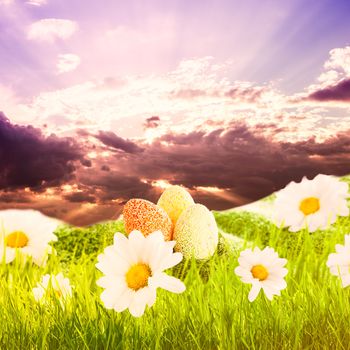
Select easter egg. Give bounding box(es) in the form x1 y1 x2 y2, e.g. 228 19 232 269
123 198 173 241
174 204 218 260
157 185 195 226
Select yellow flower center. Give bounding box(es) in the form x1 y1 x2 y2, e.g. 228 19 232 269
299 197 320 216
6 231 29 248
251 264 269 281
47 288 63 299
125 263 152 291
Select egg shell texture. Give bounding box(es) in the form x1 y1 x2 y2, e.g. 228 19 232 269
157 186 194 226
174 204 218 260
123 198 173 241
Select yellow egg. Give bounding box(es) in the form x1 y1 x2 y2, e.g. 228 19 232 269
157 185 194 226
123 198 173 241
174 204 218 260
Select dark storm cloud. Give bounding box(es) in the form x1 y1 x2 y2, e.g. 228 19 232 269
115 122 350 206
0 192 121 227
144 116 160 129
63 192 97 203
127 124 286 202
0 112 83 191
101 164 110 171
308 78 350 102
0 190 33 203
67 121 350 216
2 113 350 226
78 170 160 203
80 159 92 167
96 130 144 153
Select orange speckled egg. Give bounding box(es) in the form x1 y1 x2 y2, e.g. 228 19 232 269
123 198 173 241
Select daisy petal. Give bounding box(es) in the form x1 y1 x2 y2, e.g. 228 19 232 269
128 288 151 317
327 234 350 288
113 288 133 312
248 283 261 302
149 272 186 293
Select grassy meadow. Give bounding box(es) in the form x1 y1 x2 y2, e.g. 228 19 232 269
1 177 350 349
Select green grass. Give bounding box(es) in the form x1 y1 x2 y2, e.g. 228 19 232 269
1 179 350 349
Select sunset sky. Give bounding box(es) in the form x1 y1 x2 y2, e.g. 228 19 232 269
1 0 350 225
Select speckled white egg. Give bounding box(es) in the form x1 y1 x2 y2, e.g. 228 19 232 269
157 186 195 226
174 204 218 260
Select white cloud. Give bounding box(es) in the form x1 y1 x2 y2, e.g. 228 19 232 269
294 45 350 99
0 0 13 5
324 46 350 76
26 0 47 6
27 19 78 42
310 46 350 89
104 17 176 53
317 70 341 86
57 54 81 74
0 85 36 125
0 58 297 140
0 85 17 112
1 54 347 143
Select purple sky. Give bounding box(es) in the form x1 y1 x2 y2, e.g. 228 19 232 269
0 0 350 225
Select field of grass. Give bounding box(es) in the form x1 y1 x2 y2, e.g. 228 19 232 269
1 177 350 349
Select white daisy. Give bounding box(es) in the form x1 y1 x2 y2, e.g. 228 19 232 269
327 234 350 287
0 209 59 266
96 230 186 317
235 247 288 302
274 174 349 232
33 273 73 305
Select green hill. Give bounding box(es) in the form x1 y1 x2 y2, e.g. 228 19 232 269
2 175 350 349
